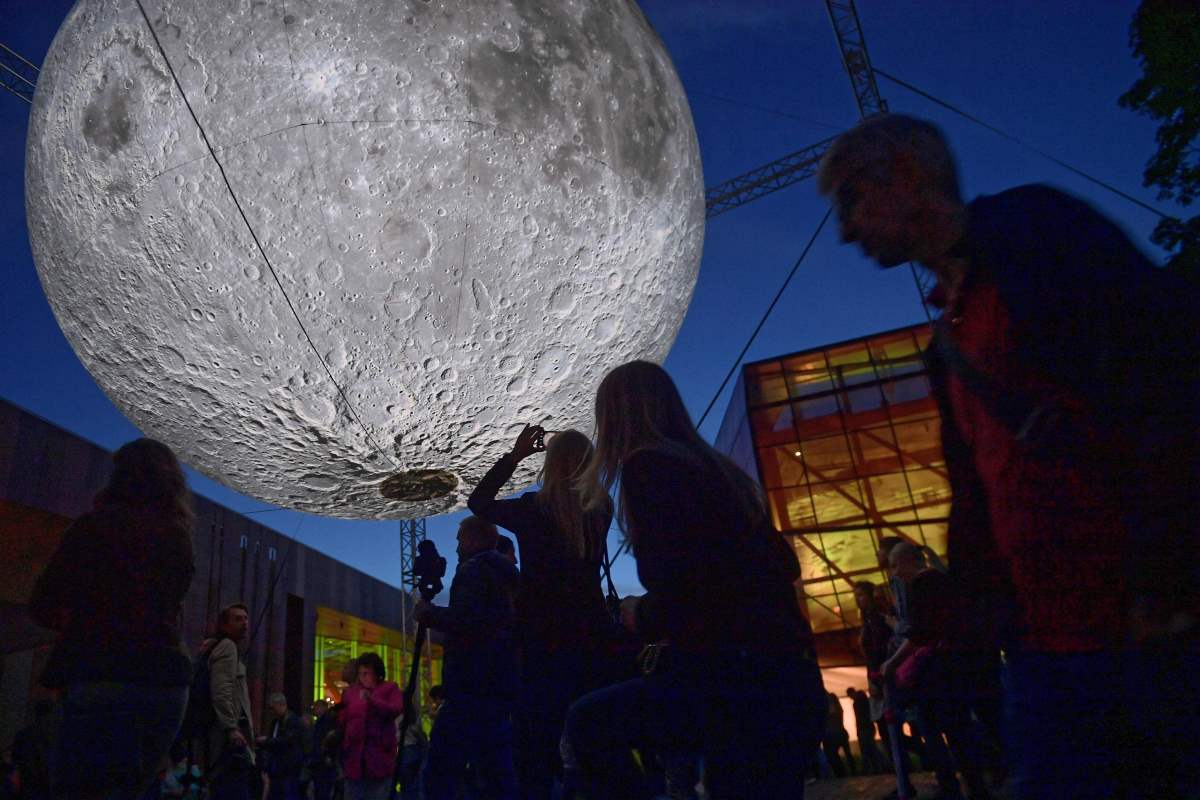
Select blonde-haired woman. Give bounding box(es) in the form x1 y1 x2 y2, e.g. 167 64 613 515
563 361 825 799
31 438 196 799
469 426 613 800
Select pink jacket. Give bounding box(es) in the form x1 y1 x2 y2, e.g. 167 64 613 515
338 680 404 780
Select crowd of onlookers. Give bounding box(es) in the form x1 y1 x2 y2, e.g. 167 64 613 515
4 109 1199 800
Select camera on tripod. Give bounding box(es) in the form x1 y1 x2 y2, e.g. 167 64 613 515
413 539 446 602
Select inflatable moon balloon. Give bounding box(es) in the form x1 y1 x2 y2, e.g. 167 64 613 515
27 0 704 517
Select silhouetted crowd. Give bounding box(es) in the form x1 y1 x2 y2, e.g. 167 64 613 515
4 112 1197 800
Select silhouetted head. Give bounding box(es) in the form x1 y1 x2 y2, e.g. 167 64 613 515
817 113 964 268
356 652 386 688
496 534 517 566
853 580 877 612
457 515 498 561
537 429 608 560
888 541 926 583
217 602 250 642
582 360 766 542
877 536 905 573
268 693 288 717
96 437 194 528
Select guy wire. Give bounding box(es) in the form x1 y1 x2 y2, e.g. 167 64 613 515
133 0 395 466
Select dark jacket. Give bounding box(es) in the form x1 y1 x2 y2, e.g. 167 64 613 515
423 549 520 703
859 609 892 674
622 444 814 656
310 709 338 766
468 452 612 652
905 568 957 648
927 184 1200 643
30 503 195 688
261 709 307 778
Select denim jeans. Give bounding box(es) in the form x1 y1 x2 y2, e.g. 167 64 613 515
514 647 594 800
343 777 393 800
1004 646 1200 800
51 680 187 799
563 650 825 800
422 698 518 800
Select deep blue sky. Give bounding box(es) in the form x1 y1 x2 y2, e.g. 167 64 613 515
0 1 1175 597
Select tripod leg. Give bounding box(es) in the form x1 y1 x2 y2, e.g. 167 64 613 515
391 622 430 800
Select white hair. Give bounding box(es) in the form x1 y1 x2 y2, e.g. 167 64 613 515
817 113 960 202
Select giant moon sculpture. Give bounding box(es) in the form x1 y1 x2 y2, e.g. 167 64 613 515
27 0 704 517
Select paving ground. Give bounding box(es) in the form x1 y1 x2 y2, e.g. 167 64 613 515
803 771 1012 800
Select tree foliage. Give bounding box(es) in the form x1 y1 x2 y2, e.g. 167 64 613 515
1119 0 1200 279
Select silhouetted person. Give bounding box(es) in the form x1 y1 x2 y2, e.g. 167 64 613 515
258 694 305 800
821 692 854 777
847 689 888 774
562 360 825 799
416 516 520 800
307 700 338 800
337 653 403 800
468 426 613 800
853 581 892 747
205 603 256 800
884 542 992 800
820 112 1199 800
29 438 196 800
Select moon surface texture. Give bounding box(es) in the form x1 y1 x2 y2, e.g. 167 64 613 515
27 0 704 518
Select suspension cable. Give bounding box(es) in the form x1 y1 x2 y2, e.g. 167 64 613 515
133 0 394 465
874 68 1169 220
695 208 832 429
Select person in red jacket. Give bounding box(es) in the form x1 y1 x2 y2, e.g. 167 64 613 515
338 652 403 800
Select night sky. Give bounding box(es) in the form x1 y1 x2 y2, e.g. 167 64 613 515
0 1 1176 597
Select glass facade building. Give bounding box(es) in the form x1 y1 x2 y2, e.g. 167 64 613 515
314 606 443 728
715 323 950 663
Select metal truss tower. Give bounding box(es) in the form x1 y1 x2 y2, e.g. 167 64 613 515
398 517 435 726
703 0 886 219
825 0 889 120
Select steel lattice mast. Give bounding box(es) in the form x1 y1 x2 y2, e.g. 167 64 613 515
703 0 885 219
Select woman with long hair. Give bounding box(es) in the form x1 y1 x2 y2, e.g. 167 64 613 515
468 426 614 800
562 360 826 799
30 438 196 799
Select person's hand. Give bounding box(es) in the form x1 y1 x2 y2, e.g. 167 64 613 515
619 596 641 633
228 729 248 749
511 424 546 461
414 599 433 624
256 735 267 744
884 614 898 631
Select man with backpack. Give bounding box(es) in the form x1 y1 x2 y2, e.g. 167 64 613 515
819 112 1199 799
182 602 256 800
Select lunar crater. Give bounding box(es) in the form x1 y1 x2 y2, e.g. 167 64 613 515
28 0 703 518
